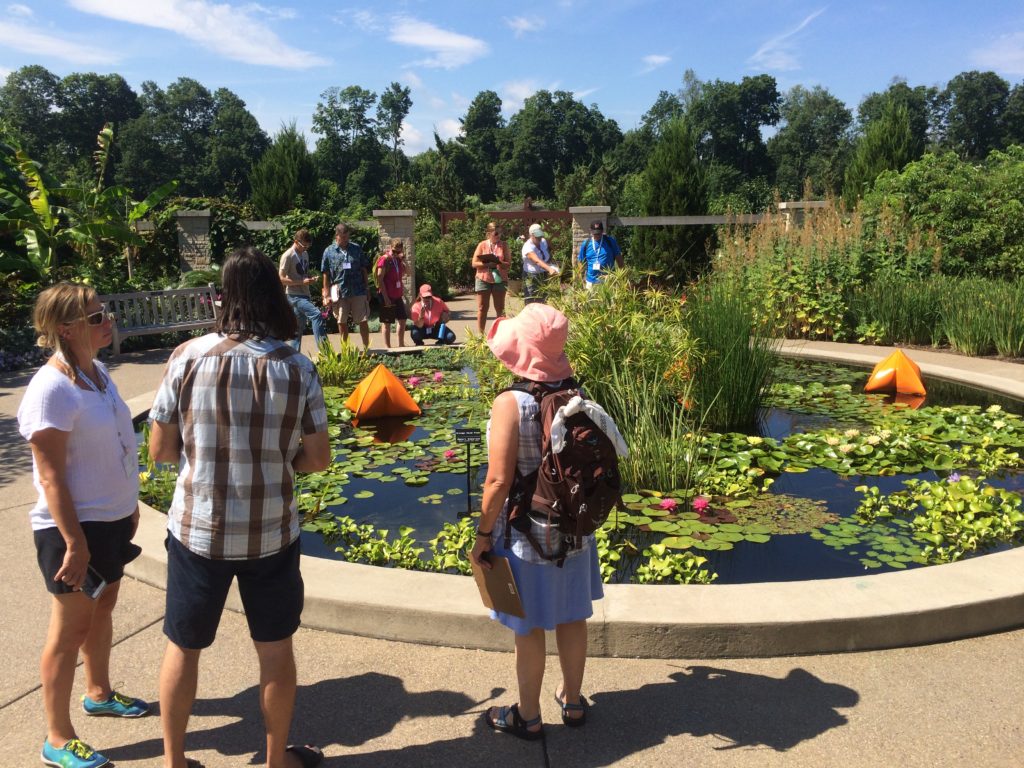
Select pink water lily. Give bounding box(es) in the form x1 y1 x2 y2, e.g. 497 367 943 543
408 376 421 388
444 449 457 460
691 496 710 512
433 371 445 383
658 498 678 511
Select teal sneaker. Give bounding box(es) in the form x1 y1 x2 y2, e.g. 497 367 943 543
81 690 149 718
40 738 109 768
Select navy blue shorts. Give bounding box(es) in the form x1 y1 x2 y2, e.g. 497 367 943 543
35 515 140 595
163 536 304 649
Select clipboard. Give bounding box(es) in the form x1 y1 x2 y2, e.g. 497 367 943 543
471 553 525 618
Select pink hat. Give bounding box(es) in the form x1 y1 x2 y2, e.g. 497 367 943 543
487 304 574 383
418 284 433 298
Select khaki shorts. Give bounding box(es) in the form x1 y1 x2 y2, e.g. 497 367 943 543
333 294 370 324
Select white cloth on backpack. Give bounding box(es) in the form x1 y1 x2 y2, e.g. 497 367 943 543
549 395 629 457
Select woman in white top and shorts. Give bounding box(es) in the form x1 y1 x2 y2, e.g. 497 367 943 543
18 283 148 768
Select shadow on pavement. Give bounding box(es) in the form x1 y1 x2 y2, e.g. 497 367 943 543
102 672 506 766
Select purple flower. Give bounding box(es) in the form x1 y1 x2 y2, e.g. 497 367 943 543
947 472 961 483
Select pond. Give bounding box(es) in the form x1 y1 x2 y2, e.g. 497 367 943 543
139 355 1024 585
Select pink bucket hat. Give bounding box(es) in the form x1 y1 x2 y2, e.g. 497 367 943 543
487 303 574 383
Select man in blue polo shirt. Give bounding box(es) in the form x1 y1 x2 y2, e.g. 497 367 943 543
321 223 372 351
576 220 623 289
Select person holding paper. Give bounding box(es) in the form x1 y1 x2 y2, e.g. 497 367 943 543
321 222 372 351
470 304 602 741
471 221 510 335
18 283 147 768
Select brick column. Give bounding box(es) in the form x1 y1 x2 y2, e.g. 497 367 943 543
176 210 212 271
373 209 417 295
569 206 611 264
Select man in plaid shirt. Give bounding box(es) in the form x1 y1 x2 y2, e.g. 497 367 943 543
149 246 330 768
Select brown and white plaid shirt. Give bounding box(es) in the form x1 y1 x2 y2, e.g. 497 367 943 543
150 333 329 560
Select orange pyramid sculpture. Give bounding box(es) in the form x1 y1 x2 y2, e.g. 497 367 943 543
864 350 927 396
345 364 422 419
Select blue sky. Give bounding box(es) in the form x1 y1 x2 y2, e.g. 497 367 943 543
1 1 1023 154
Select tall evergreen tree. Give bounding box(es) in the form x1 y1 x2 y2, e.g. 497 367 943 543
634 118 710 280
249 123 318 216
843 102 921 206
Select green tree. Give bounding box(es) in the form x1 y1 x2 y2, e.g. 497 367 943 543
768 85 853 198
377 82 412 186
55 72 140 180
857 79 941 151
943 70 1010 160
634 118 710 281
844 101 922 206
312 85 386 206
1003 82 1024 148
497 90 620 201
458 90 505 200
0 66 61 161
685 73 781 202
248 122 318 217
206 89 269 199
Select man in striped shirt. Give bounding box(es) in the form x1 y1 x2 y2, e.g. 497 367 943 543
149 246 330 768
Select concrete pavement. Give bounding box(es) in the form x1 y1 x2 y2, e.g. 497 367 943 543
2 308 1024 766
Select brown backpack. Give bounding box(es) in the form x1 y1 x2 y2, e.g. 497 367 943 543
504 380 623 566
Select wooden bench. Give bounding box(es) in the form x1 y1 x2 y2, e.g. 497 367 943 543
100 285 219 355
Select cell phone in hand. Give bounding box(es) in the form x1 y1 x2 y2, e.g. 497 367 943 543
81 565 108 600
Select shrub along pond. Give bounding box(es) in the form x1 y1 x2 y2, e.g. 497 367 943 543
138 349 1024 586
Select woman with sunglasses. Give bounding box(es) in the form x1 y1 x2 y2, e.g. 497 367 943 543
18 283 147 768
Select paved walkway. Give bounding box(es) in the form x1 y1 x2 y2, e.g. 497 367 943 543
2 313 1024 766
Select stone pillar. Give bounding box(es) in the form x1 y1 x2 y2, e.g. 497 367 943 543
176 210 212 271
373 209 417 296
569 206 611 263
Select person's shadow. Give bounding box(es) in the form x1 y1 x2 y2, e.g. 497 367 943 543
102 666 857 766
101 672 504 765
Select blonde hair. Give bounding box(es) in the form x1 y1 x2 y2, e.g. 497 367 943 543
33 282 97 379
389 237 404 251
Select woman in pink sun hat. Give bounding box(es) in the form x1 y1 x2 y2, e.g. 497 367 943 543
471 303 602 741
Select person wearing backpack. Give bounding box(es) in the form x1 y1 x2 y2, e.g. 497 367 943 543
471 303 626 741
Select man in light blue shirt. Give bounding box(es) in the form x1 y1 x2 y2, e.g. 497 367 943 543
576 220 622 289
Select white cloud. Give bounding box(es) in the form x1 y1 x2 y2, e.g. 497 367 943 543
501 79 540 112
401 70 424 89
67 0 328 69
401 120 427 153
573 86 599 100
343 9 381 32
241 3 296 21
972 31 1024 76
387 16 487 69
436 118 462 140
504 16 541 38
748 8 825 71
0 21 118 65
7 3 32 17
640 54 670 74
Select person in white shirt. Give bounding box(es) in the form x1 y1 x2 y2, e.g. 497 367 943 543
521 223 561 304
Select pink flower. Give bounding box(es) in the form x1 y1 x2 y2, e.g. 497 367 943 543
408 376 421 388
658 498 678 511
444 449 457 460
692 496 709 512
433 371 445 383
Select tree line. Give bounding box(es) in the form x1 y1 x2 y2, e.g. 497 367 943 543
1 63 1022 222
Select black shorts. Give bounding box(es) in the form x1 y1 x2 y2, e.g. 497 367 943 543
163 536 304 649
35 515 139 595
378 300 409 324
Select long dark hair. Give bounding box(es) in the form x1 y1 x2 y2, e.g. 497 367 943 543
215 246 298 342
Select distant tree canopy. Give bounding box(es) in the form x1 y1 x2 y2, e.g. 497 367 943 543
1 63 1021 230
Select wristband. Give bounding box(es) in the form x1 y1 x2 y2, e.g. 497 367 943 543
476 529 492 538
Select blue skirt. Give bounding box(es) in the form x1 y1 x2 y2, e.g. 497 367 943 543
490 541 604 635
